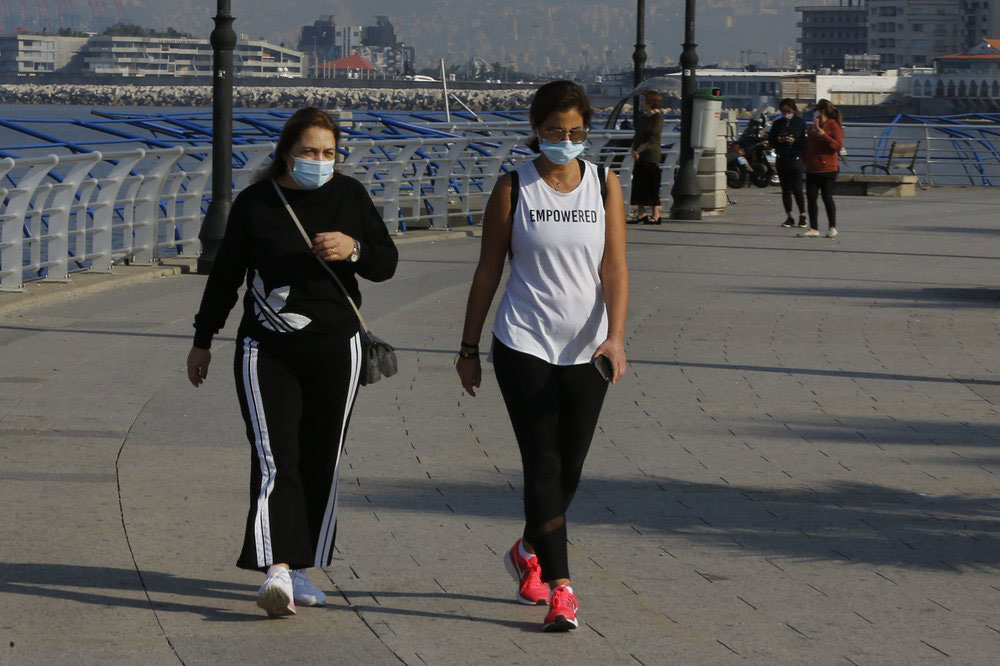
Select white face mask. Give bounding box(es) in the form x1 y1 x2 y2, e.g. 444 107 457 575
783 112 794 120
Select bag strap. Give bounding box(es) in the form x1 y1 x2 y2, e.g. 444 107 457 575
597 164 607 202
271 179 372 336
508 168 519 214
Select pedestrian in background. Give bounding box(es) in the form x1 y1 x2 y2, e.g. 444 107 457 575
456 80 629 632
801 99 843 238
186 107 398 618
769 98 807 229
629 90 665 224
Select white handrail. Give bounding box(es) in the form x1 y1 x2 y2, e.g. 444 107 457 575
0 129 683 291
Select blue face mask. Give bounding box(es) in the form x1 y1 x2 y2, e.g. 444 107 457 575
538 139 586 165
290 157 335 189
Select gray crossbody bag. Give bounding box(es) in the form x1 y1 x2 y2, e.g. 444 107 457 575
272 179 398 385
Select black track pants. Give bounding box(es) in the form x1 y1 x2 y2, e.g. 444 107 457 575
777 168 805 217
806 171 838 230
234 332 362 572
492 338 609 582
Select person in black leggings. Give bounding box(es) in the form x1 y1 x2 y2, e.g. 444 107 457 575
456 81 629 632
768 98 806 228
801 99 844 238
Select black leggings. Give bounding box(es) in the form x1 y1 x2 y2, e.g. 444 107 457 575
806 171 837 230
777 168 804 217
492 338 609 582
234 331 362 572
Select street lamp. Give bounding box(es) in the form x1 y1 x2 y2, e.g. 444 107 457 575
668 0 701 221
197 0 236 274
632 0 646 126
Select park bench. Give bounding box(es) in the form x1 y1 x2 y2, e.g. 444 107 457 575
833 141 922 197
861 141 920 177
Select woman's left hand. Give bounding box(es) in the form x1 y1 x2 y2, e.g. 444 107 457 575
312 232 355 262
593 338 627 385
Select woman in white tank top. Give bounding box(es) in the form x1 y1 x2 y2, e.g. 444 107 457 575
456 81 629 633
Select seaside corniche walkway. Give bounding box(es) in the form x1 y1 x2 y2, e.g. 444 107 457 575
1 187 998 665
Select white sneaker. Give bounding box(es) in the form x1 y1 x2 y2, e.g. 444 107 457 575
826 228 839 238
257 566 296 618
291 569 327 606
798 229 820 238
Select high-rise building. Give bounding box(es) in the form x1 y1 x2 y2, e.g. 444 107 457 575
796 0 869 70
961 0 1000 50
298 15 337 75
362 16 397 48
866 0 962 66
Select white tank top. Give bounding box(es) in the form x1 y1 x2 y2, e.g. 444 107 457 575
492 159 608 365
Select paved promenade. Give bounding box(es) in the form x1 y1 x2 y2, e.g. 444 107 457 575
1 187 998 665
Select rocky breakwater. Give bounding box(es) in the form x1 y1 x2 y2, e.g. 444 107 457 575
0 84 535 110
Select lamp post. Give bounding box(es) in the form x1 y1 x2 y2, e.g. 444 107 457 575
197 0 236 274
668 0 701 221
632 0 646 126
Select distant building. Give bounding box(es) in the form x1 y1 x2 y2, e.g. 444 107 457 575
335 26 362 61
79 36 303 77
866 0 962 67
0 35 88 75
961 0 1000 51
298 14 413 77
797 0 869 70
912 38 1000 109
362 16 397 49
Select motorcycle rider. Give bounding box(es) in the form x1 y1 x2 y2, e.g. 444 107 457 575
768 99 807 228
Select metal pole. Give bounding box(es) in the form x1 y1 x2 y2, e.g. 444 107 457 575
197 0 236 274
441 58 450 122
668 0 702 221
632 0 646 126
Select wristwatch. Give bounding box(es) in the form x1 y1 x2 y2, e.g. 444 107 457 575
349 239 361 263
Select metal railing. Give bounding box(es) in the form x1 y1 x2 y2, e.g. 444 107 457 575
0 128 680 291
839 122 1000 186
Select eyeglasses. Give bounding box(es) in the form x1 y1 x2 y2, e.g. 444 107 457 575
538 127 589 144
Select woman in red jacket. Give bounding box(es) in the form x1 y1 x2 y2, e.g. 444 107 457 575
800 99 843 238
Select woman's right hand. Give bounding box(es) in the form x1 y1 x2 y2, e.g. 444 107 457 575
187 346 211 387
456 356 482 397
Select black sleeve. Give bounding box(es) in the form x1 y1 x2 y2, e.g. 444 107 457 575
768 119 780 146
788 118 806 158
192 194 251 349
352 182 398 283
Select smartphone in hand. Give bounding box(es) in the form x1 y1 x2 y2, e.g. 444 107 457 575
593 354 613 382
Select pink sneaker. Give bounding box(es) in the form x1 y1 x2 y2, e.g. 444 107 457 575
503 539 549 605
543 585 579 632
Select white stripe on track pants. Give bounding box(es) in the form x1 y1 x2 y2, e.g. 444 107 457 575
234 332 362 571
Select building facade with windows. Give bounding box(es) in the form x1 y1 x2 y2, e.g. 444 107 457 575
0 35 88 74
911 38 1000 108
79 36 303 77
961 0 1000 51
796 0 869 70
866 0 962 67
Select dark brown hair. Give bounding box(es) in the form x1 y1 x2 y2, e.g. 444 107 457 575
815 98 842 124
527 80 593 152
644 91 663 110
257 107 342 183
778 98 797 112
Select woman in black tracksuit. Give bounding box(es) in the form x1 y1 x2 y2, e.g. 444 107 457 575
769 98 807 228
186 107 398 618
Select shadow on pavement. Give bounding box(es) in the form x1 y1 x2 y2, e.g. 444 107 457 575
341 476 1000 571
628 239 1000 262
726 285 1000 308
0 563 262 622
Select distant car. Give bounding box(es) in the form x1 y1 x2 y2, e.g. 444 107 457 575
411 74 438 82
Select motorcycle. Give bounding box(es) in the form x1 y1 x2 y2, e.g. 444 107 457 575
726 112 777 189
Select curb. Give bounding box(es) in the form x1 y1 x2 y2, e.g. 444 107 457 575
0 228 481 316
